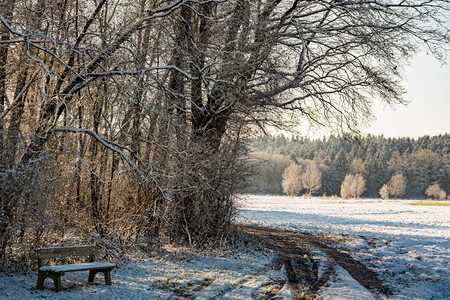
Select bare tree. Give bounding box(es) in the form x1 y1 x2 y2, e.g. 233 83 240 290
302 162 322 197
389 173 407 199
282 162 303 197
352 174 366 199
0 0 195 268
341 173 365 199
341 174 354 200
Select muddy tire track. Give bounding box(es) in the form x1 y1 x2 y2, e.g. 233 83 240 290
167 278 215 299
241 225 391 299
253 279 286 299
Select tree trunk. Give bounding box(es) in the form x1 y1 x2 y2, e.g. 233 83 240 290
0 0 14 169
5 69 28 169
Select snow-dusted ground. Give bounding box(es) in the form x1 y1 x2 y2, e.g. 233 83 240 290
0 247 276 299
0 195 448 299
239 195 450 299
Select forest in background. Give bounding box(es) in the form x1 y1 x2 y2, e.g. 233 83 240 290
244 134 449 199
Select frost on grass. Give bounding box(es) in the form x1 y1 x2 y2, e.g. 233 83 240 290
0 244 275 299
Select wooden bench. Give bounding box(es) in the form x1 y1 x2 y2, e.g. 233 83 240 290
36 244 116 292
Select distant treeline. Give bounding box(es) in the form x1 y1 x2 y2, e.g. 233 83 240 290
244 134 449 198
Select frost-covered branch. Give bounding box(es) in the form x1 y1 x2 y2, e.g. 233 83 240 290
51 126 172 202
51 126 145 179
85 65 199 80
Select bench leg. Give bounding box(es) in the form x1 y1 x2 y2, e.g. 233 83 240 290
104 270 112 285
88 270 97 283
37 269 113 291
37 271 45 290
53 275 62 292
37 272 61 292
89 269 113 285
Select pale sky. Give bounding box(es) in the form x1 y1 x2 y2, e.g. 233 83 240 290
364 52 450 138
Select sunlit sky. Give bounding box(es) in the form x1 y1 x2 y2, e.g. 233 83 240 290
363 51 450 138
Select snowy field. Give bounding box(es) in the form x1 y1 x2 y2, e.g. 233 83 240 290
239 195 450 299
0 195 449 299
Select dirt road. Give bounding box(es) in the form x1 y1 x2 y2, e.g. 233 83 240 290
240 225 392 300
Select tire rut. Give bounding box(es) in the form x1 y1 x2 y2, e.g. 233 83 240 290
167 278 215 299
241 225 391 299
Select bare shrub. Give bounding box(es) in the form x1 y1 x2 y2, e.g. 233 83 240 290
379 184 390 200
425 184 447 200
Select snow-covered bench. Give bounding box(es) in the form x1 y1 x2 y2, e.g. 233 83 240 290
36 244 115 292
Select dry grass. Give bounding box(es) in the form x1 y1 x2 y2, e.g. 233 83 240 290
407 202 450 207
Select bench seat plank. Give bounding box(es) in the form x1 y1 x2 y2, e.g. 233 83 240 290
39 262 116 273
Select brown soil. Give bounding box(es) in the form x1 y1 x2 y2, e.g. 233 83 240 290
168 278 216 299
241 225 392 300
